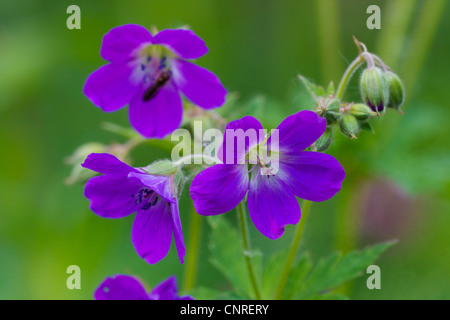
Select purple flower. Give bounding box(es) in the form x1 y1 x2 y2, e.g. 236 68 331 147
83 24 227 138
94 274 193 300
189 110 345 240
81 153 185 264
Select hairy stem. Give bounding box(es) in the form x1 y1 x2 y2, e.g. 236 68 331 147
274 199 312 300
237 201 262 300
335 56 365 100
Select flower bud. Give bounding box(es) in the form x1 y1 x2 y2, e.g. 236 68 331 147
65 143 106 185
144 160 185 198
339 114 360 139
385 71 405 111
324 98 341 125
359 67 389 113
350 103 377 120
314 127 333 152
144 160 179 176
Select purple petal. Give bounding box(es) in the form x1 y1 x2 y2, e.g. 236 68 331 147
278 151 345 202
247 172 301 240
127 172 176 204
81 153 138 175
153 29 208 60
170 203 186 264
172 59 227 110
101 24 153 63
148 276 178 300
131 200 173 264
83 63 139 112
269 110 326 154
128 81 183 138
190 164 249 215
84 174 141 219
94 275 149 300
217 116 264 164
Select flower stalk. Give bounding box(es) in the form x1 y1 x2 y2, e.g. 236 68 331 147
335 55 364 100
274 199 311 300
237 201 262 300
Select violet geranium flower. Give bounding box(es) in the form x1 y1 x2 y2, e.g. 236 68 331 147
83 24 227 138
94 274 193 300
81 153 185 264
189 110 345 240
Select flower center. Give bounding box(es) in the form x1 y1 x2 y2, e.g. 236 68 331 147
246 144 276 176
132 188 159 210
245 128 280 178
136 45 176 102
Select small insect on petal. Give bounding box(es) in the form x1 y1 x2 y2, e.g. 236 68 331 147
142 70 172 102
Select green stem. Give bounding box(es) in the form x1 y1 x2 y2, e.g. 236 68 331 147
335 55 364 100
274 199 311 300
237 201 262 300
183 204 203 291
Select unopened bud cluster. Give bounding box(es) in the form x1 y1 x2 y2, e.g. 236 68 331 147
308 39 406 151
360 66 405 114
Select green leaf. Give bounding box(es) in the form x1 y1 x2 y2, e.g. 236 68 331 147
298 74 325 98
261 250 288 299
292 241 395 300
186 287 245 300
327 81 336 96
282 252 313 300
360 120 375 133
207 215 262 299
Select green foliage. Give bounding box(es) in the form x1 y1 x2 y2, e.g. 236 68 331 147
260 250 291 299
208 213 394 300
207 215 262 299
326 81 336 96
287 242 395 300
298 75 325 99
281 253 313 299
186 287 245 300
360 120 375 133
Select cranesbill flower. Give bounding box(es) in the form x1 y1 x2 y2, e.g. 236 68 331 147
189 110 345 239
94 274 193 300
83 24 227 138
82 153 185 264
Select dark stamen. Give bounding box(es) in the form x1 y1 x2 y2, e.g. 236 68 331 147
142 70 172 102
158 57 167 70
150 197 158 206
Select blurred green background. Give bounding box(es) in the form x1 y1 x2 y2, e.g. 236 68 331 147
0 0 449 299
